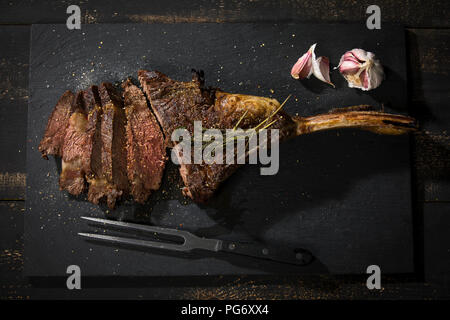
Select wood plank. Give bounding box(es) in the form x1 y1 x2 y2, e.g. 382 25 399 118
0 26 29 200
0 0 448 27
0 201 26 299
0 173 26 200
424 203 450 284
407 29 450 201
5 276 450 299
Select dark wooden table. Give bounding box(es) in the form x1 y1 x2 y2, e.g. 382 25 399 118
1 0 449 299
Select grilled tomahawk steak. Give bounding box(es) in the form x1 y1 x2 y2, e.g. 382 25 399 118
39 69 418 208
139 69 418 203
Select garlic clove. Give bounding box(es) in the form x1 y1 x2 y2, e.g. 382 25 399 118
312 55 335 87
366 57 384 89
337 49 385 91
338 52 361 74
339 60 361 74
290 43 316 79
349 49 368 62
291 43 334 86
360 69 370 88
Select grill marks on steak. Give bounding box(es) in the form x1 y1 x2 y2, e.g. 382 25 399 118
39 90 75 158
87 83 129 208
122 79 167 203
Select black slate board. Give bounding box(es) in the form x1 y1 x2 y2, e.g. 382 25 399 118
25 23 414 276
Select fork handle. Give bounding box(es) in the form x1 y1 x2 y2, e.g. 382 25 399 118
219 240 313 266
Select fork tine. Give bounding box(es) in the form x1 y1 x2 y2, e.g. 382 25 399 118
81 217 192 239
78 233 190 252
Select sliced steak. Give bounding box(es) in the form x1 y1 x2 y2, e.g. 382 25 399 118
122 79 167 203
38 90 75 158
83 85 103 177
87 82 128 209
82 85 103 195
59 86 104 196
59 91 90 195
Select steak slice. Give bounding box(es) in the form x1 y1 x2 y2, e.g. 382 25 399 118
122 79 167 203
38 90 75 158
59 86 104 196
87 82 128 209
82 86 103 194
59 91 90 195
84 85 103 183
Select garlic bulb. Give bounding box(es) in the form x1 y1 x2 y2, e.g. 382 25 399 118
291 44 334 87
337 49 384 91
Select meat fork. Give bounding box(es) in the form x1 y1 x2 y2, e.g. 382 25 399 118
79 217 313 266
